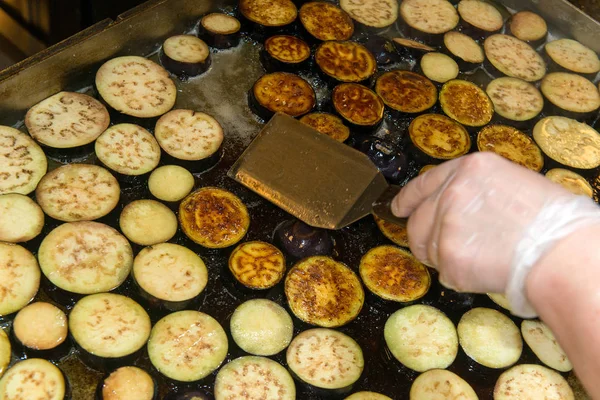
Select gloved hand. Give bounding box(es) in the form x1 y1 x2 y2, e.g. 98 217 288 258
391 152 600 317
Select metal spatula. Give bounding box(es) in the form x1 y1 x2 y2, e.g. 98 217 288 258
228 113 408 230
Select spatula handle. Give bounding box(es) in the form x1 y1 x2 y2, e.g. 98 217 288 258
371 185 408 227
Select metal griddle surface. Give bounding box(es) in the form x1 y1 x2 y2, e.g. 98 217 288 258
0 0 595 399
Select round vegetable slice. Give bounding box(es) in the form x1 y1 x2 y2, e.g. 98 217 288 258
119 199 178 246
199 13 241 49
228 241 286 290
148 165 195 202
484 34 546 82
315 41 377 83
0 359 65 400
332 83 384 128
0 243 40 317
239 0 297 27
546 168 594 198
300 2 354 41
299 112 350 142
420 52 459 84
13 302 67 352
521 320 572 372
400 0 459 35
540 72 600 115
410 369 477 400
409 114 471 160
345 392 392 400
440 79 494 127
0 193 44 243
510 11 547 43
98 366 157 400
263 35 311 70
251 72 316 119
375 70 437 114
458 0 503 33
477 125 544 172
444 31 485 64
494 364 574 400
486 77 544 122
374 215 408 247
160 35 211 77
545 39 600 75
340 0 398 29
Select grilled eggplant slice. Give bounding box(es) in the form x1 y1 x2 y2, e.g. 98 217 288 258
374 215 408 247
315 41 377 84
410 369 477 400
96 366 158 400
36 163 120 222
230 299 293 356
229 241 285 290
0 359 66 400
25 91 109 153
96 56 177 118
384 305 458 372
0 330 9 379
332 83 385 131
299 112 350 142
119 200 177 246
274 219 334 259
0 193 44 243
375 71 437 115
199 13 241 49
285 256 364 327
477 125 544 172
400 0 459 41
148 165 195 203
419 52 459 84
39 222 133 296
12 302 69 360
545 39 600 78
261 35 311 72
408 114 471 162
161 35 211 77
345 392 392 400
340 0 398 29
299 2 354 41
457 0 504 39
287 328 364 393
240 0 297 27
494 364 574 400
0 126 47 196
458 307 522 369
540 72 600 119
486 77 544 123
250 72 316 120
521 320 572 372
484 34 546 82
443 31 485 70
215 356 295 400
440 79 494 127
546 168 594 198
487 293 511 311
0 243 40 318
359 245 430 302
179 187 250 248
509 11 547 47
533 116 600 171
148 310 228 382
70 293 151 371
132 243 208 312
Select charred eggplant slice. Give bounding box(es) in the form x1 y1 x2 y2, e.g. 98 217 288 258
96 366 158 400
410 369 477 400
12 302 69 360
546 168 594 198
160 35 211 77
25 91 109 150
509 11 548 46
375 70 437 114
0 243 40 318
494 364 574 400
287 328 364 392
70 293 151 371
345 392 392 400
533 116 600 170
521 320 572 373
419 52 459 84
457 0 504 38
299 2 354 41
0 330 9 379
39 222 133 296
332 83 385 130
0 126 47 196
147 310 228 382
148 165 195 203
340 0 398 29
540 72 600 118
299 112 350 142
545 39 600 77
230 299 293 356
443 31 485 69
119 200 177 246
374 215 408 247
179 187 250 248
458 307 522 369
239 0 298 27
228 241 286 290
477 125 544 172
409 114 471 161
35 163 120 222
250 72 316 120
199 13 241 49
273 219 334 259
484 34 546 82
285 256 364 327
0 359 67 400
440 79 494 127
261 35 311 72
315 41 377 84
96 56 177 118
215 356 296 400
384 305 458 372
400 0 459 39
0 193 44 243
359 245 430 302
486 77 544 122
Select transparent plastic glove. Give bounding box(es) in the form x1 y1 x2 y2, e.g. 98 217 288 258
391 152 600 318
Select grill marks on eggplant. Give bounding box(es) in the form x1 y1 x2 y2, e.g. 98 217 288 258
0 126 47 196
546 168 594 197
285 256 364 327
13 302 67 351
545 39 600 75
340 0 398 29
35 164 120 222
25 91 110 149
229 241 286 289
120 200 178 246
332 83 384 127
477 125 544 172
315 41 377 83
494 364 574 400
299 112 350 142
0 193 44 243
440 80 494 127
0 359 66 400
486 77 544 122
96 56 177 118
400 0 459 35
410 369 478 400
409 114 471 160
251 72 316 118
264 35 311 64
0 243 40 317
484 34 546 82
375 71 437 114
299 2 354 41
541 72 600 114
239 0 297 27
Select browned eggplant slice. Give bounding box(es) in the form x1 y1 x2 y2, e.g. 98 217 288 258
250 72 316 119
340 0 398 29
408 113 471 162
375 70 437 114
546 168 594 198
509 11 547 46
332 83 385 130
228 241 286 290
96 366 158 400
299 112 350 142
262 35 311 72
299 2 354 41
160 35 211 77
440 79 494 127
239 0 298 27
477 125 544 172
315 41 377 83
